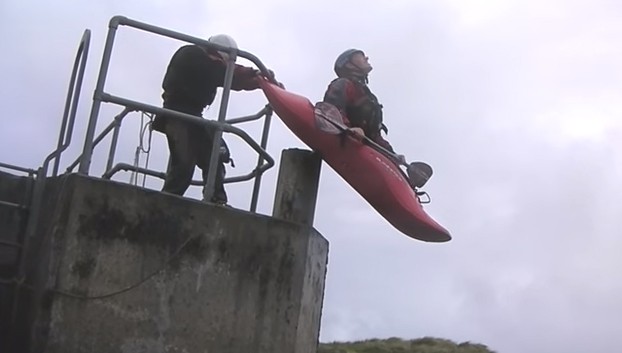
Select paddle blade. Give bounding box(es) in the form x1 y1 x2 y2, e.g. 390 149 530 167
407 162 434 188
314 102 346 134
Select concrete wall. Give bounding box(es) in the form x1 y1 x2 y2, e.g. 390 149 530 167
0 170 33 276
16 174 327 353
0 170 34 350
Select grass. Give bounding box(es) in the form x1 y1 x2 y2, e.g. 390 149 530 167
318 337 496 353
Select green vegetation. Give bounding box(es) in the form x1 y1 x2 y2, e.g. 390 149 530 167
318 337 496 353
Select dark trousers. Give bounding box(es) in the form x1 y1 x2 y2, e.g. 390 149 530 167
158 102 227 202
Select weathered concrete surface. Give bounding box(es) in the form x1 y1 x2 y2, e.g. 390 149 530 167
272 149 322 227
0 170 34 351
27 174 328 353
0 170 33 276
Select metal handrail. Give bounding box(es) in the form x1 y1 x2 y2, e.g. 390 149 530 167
78 15 277 175
68 106 273 175
48 29 91 176
65 108 134 173
0 164 35 246
9 30 92 326
249 107 273 212
110 16 277 84
0 163 35 214
97 94 274 173
0 162 36 176
0 239 22 249
226 105 271 125
93 103 273 210
0 200 27 210
102 163 166 182
68 101 274 211
100 162 254 187
75 15 276 206
97 106 274 181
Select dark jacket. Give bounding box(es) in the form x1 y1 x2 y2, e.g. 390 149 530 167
323 76 393 151
153 44 259 131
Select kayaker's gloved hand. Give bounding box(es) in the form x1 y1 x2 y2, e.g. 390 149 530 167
347 127 365 141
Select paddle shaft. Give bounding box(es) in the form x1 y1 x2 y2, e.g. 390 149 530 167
317 111 408 167
314 102 434 188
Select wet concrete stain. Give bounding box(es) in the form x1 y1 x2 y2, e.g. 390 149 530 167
71 257 96 279
77 195 186 250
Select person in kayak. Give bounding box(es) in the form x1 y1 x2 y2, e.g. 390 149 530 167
322 49 405 163
152 34 276 204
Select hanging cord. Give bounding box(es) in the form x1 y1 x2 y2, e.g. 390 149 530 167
130 111 154 186
54 232 196 300
7 172 198 301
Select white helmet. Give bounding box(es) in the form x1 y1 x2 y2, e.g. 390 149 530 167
207 34 238 60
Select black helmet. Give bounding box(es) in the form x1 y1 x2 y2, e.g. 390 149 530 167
334 48 365 77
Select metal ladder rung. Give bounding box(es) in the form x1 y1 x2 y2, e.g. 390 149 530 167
0 200 28 211
0 239 22 249
0 200 28 249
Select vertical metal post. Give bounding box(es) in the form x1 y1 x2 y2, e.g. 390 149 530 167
106 119 122 173
54 67 77 175
272 149 322 226
249 108 273 212
53 29 90 176
203 53 237 202
78 24 119 175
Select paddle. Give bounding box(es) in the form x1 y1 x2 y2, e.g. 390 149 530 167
314 102 433 189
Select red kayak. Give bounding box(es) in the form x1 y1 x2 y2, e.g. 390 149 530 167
259 79 451 242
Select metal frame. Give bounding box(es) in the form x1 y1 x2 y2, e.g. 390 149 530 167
65 107 134 173
0 28 89 249
6 29 92 328
50 29 91 177
0 163 35 251
75 15 276 210
91 105 274 212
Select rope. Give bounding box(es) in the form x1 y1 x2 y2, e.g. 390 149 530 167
140 112 154 187
130 111 154 186
54 232 196 300
5 173 198 301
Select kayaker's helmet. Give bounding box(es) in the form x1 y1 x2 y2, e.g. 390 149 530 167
207 34 238 60
334 48 371 78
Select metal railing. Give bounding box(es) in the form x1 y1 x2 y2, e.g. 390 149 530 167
75 16 277 206
0 162 36 251
50 29 91 177
1 28 93 331
0 28 89 250
65 105 274 212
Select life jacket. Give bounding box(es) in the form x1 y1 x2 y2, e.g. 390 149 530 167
343 78 387 138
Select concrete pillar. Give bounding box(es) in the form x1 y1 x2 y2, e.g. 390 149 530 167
272 149 322 227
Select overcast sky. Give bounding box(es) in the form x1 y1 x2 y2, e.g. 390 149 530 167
1 1 621 352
